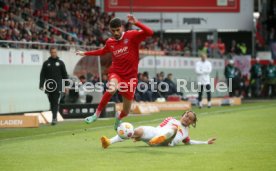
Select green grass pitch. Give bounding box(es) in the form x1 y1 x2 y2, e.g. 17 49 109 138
1 100 276 171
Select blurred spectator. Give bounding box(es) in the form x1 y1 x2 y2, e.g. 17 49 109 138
250 58 262 97
233 64 243 97
224 59 242 97
134 73 143 102
138 73 153 102
90 74 99 85
237 43 247 55
230 40 239 55
0 28 9 47
217 38 226 57
78 75 93 104
255 17 265 48
255 39 266 51
264 60 276 98
224 59 236 97
0 1 9 11
164 73 179 97
153 73 166 100
102 74 108 92
268 28 276 44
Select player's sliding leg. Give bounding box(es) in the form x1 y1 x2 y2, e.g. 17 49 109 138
100 127 145 149
85 78 118 124
101 135 124 149
149 127 178 145
114 96 132 130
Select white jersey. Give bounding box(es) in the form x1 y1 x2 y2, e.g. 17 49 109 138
195 60 212 85
111 117 208 147
131 117 208 146
158 117 190 146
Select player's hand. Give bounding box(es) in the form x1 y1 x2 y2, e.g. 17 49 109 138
207 138 216 144
76 50 85 56
127 14 138 24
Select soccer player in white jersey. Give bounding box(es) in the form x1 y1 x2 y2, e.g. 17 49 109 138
100 111 216 148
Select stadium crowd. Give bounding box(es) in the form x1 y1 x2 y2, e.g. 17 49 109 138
255 13 276 51
0 0 249 57
0 0 61 48
0 0 113 48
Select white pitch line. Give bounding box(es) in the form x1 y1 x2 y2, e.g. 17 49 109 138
199 103 276 115
0 104 275 143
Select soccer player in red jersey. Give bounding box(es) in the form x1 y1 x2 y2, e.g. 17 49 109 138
76 14 153 130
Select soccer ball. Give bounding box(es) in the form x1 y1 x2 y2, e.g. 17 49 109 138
117 122 134 139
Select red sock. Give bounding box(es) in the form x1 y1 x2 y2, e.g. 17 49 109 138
118 111 128 120
95 92 112 117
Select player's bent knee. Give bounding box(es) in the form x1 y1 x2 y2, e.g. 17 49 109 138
133 127 144 138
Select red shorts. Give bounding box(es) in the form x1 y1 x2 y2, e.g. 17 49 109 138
108 73 138 100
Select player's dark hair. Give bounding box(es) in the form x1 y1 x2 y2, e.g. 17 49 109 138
109 18 122 28
182 111 197 128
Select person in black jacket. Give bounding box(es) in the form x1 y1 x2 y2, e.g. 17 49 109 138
164 73 183 98
39 47 68 125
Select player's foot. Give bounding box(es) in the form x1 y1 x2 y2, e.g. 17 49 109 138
84 114 97 124
51 118 57 126
101 136 111 149
149 135 166 145
114 117 122 131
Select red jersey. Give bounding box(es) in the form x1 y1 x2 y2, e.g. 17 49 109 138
84 22 153 80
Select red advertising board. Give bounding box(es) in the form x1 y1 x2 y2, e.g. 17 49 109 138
104 0 240 13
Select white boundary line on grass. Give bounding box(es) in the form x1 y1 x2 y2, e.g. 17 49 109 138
0 104 275 143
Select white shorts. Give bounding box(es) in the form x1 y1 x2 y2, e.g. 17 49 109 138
136 126 170 144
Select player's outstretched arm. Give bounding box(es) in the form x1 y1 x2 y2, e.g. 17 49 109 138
76 50 86 56
207 138 216 144
76 46 110 57
127 14 153 36
185 137 216 145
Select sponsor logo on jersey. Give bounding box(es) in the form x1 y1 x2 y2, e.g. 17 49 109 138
55 62 60 66
113 46 129 56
